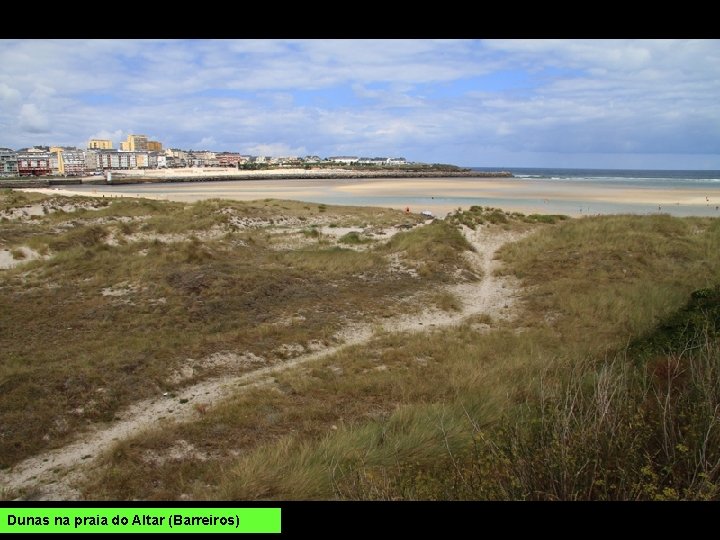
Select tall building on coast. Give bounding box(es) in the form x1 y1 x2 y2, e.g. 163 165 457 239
120 134 148 152
119 134 163 153
88 139 113 150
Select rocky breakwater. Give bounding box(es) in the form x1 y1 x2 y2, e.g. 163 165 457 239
0 178 51 188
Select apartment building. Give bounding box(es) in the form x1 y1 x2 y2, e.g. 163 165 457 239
16 150 52 176
85 149 101 171
49 147 87 176
327 156 359 164
86 149 158 170
0 148 18 175
88 150 136 170
49 152 60 174
59 149 86 176
165 148 188 160
135 152 149 168
88 139 113 150
120 134 148 152
216 152 242 167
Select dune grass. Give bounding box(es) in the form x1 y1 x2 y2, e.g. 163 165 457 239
380 220 475 281
445 205 569 229
0 192 461 471
5 189 720 501
73 212 720 501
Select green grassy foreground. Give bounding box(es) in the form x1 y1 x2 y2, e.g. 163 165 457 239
2 192 720 500
82 208 720 501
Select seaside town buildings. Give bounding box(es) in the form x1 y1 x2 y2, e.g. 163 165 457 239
0 136 409 178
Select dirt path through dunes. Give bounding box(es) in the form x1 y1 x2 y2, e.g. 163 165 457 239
0 226 529 500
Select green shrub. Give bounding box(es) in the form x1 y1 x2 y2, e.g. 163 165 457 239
338 232 366 245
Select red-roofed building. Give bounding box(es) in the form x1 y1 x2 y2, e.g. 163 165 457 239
216 152 242 167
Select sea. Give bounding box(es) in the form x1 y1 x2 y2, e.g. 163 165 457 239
473 167 720 188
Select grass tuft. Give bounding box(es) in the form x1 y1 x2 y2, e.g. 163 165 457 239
338 232 368 245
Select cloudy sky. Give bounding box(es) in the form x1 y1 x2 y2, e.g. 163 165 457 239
1 39 719 169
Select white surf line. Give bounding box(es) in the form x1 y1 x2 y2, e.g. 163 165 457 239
0 226 529 500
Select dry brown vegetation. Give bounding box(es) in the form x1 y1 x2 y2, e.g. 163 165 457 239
0 190 478 473
3 190 720 501
82 211 720 501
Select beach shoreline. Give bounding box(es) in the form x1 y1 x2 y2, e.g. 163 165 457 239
16 175 720 218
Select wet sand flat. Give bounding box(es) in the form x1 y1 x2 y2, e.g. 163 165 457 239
21 176 720 217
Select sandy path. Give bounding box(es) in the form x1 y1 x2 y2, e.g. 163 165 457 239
0 225 527 500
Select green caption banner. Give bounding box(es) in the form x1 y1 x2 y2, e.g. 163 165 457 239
0 508 281 534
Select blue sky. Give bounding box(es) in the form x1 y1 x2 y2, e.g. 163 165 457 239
1 39 719 168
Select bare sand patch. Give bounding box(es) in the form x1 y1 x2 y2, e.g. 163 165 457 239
101 283 141 297
1 198 107 221
0 247 44 270
319 226 364 239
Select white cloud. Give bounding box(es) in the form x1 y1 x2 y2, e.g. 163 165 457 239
195 136 216 149
0 82 21 102
19 103 49 133
244 142 307 157
0 39 719 166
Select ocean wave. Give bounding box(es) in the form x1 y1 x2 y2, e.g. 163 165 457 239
474 168 720 185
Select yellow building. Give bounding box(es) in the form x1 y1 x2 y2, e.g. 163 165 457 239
50 147 86 176
147 140 162 152
49 147 63 174
121 134 149 152
135 153 148 168
88 139 113 150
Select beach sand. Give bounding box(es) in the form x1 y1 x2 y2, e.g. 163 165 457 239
19 176 720 218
